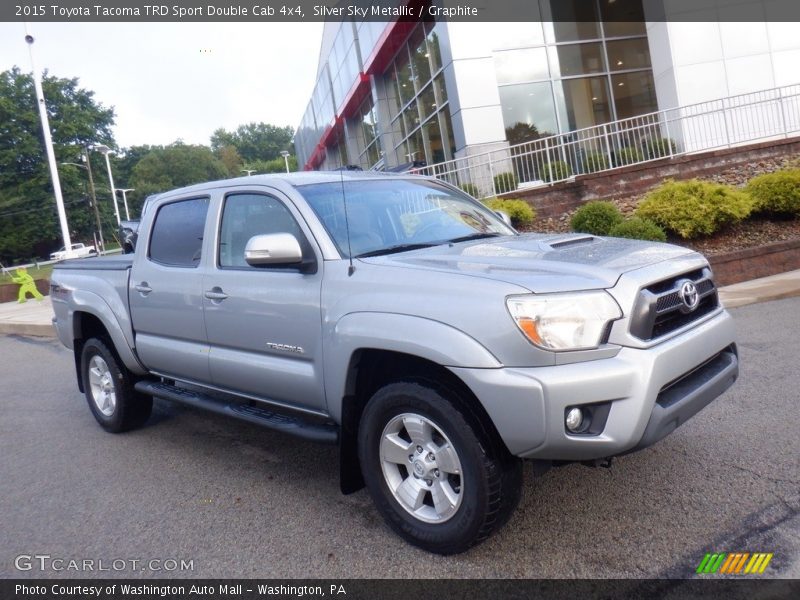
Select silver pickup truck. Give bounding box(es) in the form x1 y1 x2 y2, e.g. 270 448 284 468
51 172 738 554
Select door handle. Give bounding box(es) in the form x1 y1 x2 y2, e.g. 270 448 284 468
204 287 229 301
134 282 152 295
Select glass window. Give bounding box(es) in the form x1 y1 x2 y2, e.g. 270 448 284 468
611 71 658 119
396 51 415 105
218 194 303 269
433 74 448 106
607 38 652 72
409 26 432 89
425 22 444 73
554 43 606 77
403 103 421 135
556 76 612 131
499 82 558 142
149 198 209 267
417 82 437 121
600 1 646 37
439 110 457 159
548 0 601 42
494 48 549 85
423 117 445 164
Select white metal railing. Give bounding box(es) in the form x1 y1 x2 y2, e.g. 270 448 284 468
416 83 800 199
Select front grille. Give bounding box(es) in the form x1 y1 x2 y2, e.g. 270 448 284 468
630 268 719 341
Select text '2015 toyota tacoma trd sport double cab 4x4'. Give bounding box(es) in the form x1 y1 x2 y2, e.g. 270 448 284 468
51 172 738 554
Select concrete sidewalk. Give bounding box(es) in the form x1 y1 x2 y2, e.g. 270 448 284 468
1 270 799 338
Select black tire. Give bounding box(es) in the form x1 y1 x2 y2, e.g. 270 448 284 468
358 380 522 554
81 337 152 433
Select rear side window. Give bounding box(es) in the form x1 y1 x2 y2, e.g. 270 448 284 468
149 198 209 267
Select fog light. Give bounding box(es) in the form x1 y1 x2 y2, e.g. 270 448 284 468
565 407 584 432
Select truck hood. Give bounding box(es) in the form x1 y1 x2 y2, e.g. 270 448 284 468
359 233 698 293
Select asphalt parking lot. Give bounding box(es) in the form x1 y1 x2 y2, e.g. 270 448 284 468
1 298 798 579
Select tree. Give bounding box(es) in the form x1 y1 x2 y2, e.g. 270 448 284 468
128 143 228 204
0 67 115 262
210 122 294 163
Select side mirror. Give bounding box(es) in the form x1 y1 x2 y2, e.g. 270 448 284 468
495 210 513 228
244 233 303 266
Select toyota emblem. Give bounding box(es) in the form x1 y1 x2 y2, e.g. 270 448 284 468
679 281 700 311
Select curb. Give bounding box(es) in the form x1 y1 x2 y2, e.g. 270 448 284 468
0 321 55 338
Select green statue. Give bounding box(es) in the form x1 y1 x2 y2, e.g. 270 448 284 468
11 267 44 303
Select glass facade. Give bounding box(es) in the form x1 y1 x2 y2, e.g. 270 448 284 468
385 22 456 166
494 0 657 145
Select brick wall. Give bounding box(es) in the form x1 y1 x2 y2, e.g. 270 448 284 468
505 138 800 219
709 239 800 286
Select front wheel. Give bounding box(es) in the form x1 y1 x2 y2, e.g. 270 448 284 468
358 380 522 554
81 337 152 433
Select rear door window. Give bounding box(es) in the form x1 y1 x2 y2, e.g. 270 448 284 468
149 197 209 267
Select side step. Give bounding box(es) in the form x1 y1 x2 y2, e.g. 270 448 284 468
134 381 338 444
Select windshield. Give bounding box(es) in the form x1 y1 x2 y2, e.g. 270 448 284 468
298 178 515 258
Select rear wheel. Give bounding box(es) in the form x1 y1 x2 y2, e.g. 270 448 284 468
81 337 152 432
358 380 522 554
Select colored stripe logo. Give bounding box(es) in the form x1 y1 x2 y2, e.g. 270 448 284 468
696 552 773 574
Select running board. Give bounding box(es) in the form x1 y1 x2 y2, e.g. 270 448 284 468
134 381 338 444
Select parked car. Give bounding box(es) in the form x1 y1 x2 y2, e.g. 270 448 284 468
49 243 97 261
50 172 738 554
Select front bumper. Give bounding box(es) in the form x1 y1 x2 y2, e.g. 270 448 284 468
450 309 738 460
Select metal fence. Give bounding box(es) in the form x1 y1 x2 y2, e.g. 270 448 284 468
416 83 800 199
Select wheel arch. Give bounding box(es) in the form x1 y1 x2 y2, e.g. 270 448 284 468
338 348 512 495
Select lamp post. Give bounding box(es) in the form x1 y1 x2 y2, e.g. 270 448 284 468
25 25 73 257
60 153 105 254
116 188 134 220
91 144 120 225
280 150 290 173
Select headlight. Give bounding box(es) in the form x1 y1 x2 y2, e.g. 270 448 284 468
506 291 622 351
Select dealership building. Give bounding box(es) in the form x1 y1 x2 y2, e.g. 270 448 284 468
294 0 800 178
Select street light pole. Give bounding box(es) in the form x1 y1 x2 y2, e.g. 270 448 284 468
280 150 290 173
91 144 120 225
116 188 133 220
25 25 73 257
61 154 105 254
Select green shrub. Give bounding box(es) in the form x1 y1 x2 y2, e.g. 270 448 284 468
609 217 667 242
459 182 480 198
493 172 517 194
484 198 536 227
643 137 677 159
746 169 800 216
636 179 753 239
583 151 609 173
542 160 572 182
570 200 624 235
616 147 644 166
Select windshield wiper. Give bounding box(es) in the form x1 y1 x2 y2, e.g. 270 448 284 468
447 232 505 244
356 243 439 258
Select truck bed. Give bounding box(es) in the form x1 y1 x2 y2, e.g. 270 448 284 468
53 255 133 271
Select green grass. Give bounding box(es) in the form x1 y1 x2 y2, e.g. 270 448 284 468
0 264 54 285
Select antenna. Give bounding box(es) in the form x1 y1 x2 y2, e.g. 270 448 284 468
339 169 355 276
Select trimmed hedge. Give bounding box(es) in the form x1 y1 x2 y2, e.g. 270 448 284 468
643 137 677 160
616 146 644 166
570 201 624 235
484 198 536 227
493 172 518 194
636 179 752 238
746 169 800 216
583 151 609 173
459 182 480 198
609 217 667 242
543 160 572 182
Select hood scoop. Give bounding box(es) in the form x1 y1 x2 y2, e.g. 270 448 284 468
546 234 598 249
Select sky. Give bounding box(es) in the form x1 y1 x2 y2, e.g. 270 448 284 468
0 21 325 148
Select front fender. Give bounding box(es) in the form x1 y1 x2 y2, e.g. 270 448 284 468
324 312 501 421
